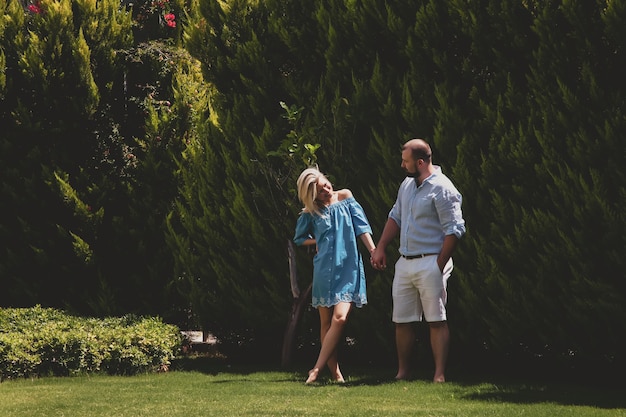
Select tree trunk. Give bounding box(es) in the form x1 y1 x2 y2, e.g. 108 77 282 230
281 240 311 367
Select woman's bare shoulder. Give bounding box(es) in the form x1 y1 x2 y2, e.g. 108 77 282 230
337 188 353 201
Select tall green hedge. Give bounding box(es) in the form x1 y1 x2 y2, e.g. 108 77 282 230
173 0 626 373
1 0 624 374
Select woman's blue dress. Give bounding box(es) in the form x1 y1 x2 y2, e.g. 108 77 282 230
293 197 371 308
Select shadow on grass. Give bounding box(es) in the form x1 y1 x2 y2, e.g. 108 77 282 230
448 352 626 411
172 353 399 385
456 380 626 411
173 354 626 411
171 354 263 376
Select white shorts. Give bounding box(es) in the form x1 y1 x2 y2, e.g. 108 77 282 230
392 255 453 323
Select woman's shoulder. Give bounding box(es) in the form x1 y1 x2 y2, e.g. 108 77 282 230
336 188 353 201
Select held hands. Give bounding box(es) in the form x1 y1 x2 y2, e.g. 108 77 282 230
369 248 387 270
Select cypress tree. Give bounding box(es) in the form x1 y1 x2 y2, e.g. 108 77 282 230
173 0 295 359
0 0 130 308
177 0 409 361
512 1 625 366
0 0 191 322
451 1 626 375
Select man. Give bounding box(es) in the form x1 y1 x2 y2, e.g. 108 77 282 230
370 138 466 383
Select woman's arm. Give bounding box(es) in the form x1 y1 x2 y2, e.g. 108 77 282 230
359 233 376 254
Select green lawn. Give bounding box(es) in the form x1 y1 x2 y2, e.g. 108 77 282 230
0 357 624 416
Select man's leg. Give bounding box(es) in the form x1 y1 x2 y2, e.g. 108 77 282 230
429 321 449 383
395 322 415 380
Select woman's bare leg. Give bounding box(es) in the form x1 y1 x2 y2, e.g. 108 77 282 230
306 303 352 383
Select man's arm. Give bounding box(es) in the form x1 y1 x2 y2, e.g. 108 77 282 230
437 234 458 272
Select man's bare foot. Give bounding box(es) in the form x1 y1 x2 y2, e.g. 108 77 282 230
394 371 411 381
305 368 320 384
433 375 445 383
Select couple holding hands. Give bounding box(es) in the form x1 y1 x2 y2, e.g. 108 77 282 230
293 139 466 384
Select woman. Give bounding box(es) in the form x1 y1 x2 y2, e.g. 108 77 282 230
293 167 376 384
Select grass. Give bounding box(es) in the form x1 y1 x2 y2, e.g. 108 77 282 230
0 356 624 417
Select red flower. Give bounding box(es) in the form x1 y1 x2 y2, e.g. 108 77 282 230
164 13 176 28
28 3 42 13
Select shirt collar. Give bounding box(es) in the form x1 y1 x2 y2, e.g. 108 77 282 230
414 165 441 187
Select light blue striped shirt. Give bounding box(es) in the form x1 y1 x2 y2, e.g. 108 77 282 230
388 166 466 257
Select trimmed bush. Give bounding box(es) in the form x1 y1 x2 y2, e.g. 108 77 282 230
0 306 183 380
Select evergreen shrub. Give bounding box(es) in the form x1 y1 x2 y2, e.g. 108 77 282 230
0 306 183 380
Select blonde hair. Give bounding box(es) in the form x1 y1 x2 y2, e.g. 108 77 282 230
296 167 327 217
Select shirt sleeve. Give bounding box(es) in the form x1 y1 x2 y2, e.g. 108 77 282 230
349 199 373 237
388 180 406 227
435 187 466 239
293 213 314 246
